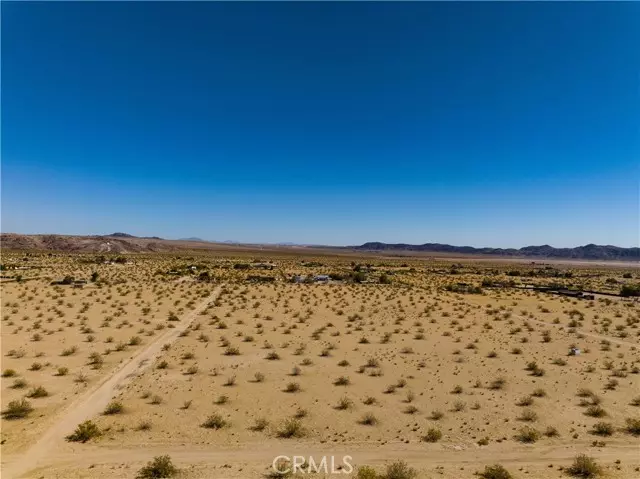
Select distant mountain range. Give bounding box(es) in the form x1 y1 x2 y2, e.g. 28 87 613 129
354 242 639 261
1 232 637 261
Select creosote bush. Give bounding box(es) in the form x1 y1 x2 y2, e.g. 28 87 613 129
478 464 513 479
136 455 178 479
2 398 33 419
566 455 601 478
66 420 102 442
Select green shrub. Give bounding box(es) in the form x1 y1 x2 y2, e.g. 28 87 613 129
104 400 125 415
356 465 379 479
515 426 540 443
478 464 513 479
66 420 101 442
136 455 178 478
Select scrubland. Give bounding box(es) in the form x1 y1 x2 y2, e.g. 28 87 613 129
1 252 639 478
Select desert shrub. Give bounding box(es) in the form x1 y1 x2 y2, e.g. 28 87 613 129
422 428 442 442
104 400 124 415
382 460 417 479
334 376 351 386
359 413 378 425
137 420 153 431
489 377 506 390
8 374 27 388
66 420 101 442
336 396 354 410
544 426 559 437
27 385 49 398
478 464 513 479
283 382 300 393
625 417 640 435
585 405 607 418
590 422 614 436
515 426 540 443
276 418 305 438
2 398 33 419
518 409 538 422
56 367 69 376
532 388 547 397
430 410 444 420
516 396 534 406
251 417 269 431
2 369 17 377
253 372 265 382
265 351 280 360
566 455 601 477
356 465 378 479
136 455 178 478
201 413 229 429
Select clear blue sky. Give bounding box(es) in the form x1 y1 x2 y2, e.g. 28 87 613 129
2 2 638 247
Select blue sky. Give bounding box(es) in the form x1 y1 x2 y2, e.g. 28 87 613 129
2 2 638 247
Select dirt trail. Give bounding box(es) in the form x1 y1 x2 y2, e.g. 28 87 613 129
2 286 223 479
20 440 640 478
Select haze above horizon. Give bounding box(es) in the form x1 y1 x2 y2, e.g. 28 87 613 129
2 2 638 248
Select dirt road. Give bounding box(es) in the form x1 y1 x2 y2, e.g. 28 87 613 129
2 286 223 479
19 439 640 478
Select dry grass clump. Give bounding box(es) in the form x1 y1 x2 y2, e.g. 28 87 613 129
26 385 49 398
276 418 305 438
359 412 378 426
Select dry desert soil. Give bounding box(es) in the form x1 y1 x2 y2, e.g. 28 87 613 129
1 250 639 479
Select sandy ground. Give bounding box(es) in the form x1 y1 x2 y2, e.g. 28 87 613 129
1 254 639 478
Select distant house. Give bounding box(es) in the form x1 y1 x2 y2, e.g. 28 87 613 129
314 275 330 283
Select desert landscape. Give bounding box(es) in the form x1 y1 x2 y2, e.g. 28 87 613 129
1 246 639 479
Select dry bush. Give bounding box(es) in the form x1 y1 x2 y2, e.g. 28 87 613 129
2 398 33 419
422 428 442 442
